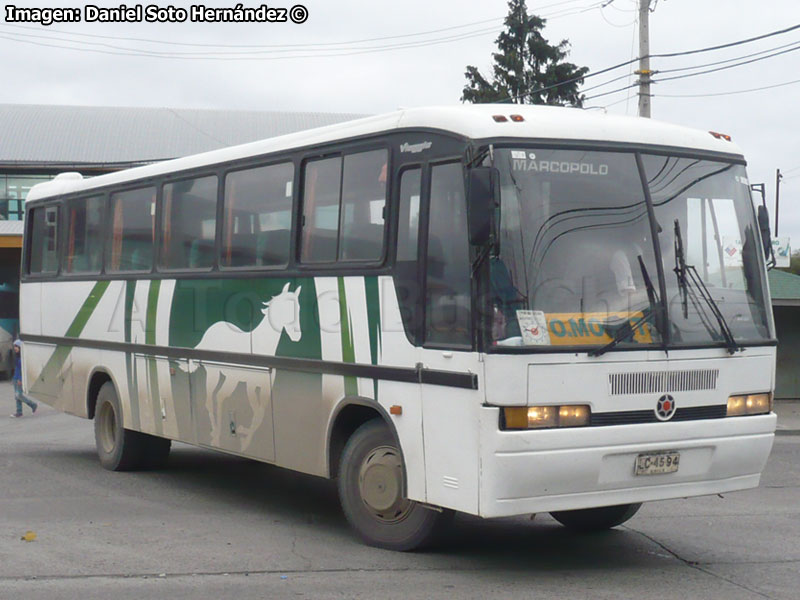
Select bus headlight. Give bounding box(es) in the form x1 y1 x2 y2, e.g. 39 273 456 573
727 393 772 416
503 405 590 429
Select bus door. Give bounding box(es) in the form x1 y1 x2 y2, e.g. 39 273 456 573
419 161 481 514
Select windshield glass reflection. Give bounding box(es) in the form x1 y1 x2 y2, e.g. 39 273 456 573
488 148 770 350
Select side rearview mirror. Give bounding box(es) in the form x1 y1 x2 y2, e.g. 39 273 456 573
467 167 500 246
757 205 772 258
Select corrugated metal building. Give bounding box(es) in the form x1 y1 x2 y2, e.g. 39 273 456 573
0 103 365 223
768 269 800 399
0 104 364 340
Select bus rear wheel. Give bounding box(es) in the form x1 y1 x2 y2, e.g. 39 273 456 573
94 381 144 471
94 382 173 471
338 419 450 551
550 503 642 532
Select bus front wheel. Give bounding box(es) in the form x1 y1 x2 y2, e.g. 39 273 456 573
550 503 642 532
338 419 450 551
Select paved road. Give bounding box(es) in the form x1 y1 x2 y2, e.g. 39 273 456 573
2 382 799 599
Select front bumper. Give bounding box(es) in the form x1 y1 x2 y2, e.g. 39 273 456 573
478 406 776 518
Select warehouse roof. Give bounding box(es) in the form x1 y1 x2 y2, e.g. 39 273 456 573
0 103 365 168
768 269 800 306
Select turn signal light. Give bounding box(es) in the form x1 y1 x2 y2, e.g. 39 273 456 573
709 131 732 141
492 115 508 122
503 405 591 429
510 114 525 122
727 393 772 416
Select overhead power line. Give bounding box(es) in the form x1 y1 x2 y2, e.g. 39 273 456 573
657 39 800 74
655 77 800 98
0 16 506 49
526 22 800 100
0 1 606 58
585 41 800 101
0 26 503 60
654 43 800 84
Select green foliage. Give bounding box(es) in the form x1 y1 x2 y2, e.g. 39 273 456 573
462 0 589 106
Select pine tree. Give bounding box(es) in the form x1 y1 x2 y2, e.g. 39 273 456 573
462 0 589 106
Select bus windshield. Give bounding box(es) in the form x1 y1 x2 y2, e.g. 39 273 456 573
490 147 771 350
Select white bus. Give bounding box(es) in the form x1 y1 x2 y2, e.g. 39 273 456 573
21 105 777 550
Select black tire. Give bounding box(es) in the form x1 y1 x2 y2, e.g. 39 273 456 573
338 419 450 551
139 435 172 470
550 503 642 532
94 381 145 471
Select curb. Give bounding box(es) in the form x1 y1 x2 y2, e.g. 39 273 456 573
775 429 800 437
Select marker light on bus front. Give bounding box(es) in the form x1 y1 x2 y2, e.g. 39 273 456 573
727 393 772 417
503 405 591 429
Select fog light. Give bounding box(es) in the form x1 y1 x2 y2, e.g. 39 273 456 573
727 393 772 416
503 405 591 429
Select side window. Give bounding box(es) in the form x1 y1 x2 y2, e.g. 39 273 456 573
394 167 423 342
160 176 218 270
300 148 388 264
222 162 293 268
65 196 104 274
28 205 59 274
301 156 342 263
107 187 156 273
425 163 471 346
340 149 387 261
397 168 421 261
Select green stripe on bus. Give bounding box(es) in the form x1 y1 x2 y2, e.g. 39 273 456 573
338 277 358 397
124 281 141 429
30 281 110 398
124 279 135 344
364 276 381 399
67 281 111 338
146 280 164 435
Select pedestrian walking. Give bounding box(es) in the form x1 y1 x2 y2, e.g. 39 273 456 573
10 340 37 418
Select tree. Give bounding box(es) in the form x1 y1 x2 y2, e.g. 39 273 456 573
461 0 589 107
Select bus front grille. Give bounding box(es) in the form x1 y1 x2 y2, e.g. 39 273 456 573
591 404 727 426
609 369 719 396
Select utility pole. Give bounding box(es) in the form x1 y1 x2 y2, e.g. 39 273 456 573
637 0 652 118
775 168 783 235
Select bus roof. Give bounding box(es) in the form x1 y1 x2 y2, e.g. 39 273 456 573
26 104 744 202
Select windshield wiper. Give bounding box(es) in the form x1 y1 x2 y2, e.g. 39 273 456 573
673 219 742 355
589 255 661 358
588 308 654 357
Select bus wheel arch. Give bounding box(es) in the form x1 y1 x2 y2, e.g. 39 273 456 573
328 399 401 481
87 369 114 420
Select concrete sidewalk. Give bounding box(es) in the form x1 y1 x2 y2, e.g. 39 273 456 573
775 399 800 435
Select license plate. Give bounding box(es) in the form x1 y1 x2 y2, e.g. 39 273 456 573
635 451 680 476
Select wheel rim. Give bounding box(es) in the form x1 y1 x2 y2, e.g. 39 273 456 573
358 445 413 523
98 401 117 454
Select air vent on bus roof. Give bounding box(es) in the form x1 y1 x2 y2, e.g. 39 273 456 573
53 172 84 181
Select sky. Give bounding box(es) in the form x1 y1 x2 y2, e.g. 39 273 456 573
2 0 799 242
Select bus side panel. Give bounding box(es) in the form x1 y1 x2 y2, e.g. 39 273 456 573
19 282 41 337
26 280 105 415
420 351 483 514
375 277 425 501
193 361 273 461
